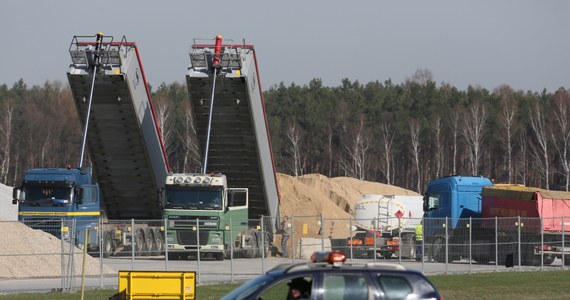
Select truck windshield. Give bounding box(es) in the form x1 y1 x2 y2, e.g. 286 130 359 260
165 189 222 210
20 186 72 207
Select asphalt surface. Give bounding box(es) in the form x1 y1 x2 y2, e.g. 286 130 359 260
0 256 565 294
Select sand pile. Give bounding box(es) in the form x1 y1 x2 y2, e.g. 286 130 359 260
276 173 420 239
0 183 114 279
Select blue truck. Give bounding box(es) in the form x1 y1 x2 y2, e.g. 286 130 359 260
423 176 493 263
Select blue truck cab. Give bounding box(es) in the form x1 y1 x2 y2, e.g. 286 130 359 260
12 167 101 251
424 175 493 229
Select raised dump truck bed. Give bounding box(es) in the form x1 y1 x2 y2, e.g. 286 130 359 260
186 38 279 227
67 35 169 219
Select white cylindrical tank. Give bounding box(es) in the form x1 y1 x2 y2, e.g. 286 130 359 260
354 194 423 232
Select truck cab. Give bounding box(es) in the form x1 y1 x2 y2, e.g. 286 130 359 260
423 176 493 229
163 172 252 260
13 167 100 250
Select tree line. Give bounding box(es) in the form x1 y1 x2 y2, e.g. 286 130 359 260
1 75 569 193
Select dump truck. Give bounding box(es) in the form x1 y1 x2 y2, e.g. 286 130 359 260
163 36 280 260
13 34 169 256
424 175 570 265
348 194 423 259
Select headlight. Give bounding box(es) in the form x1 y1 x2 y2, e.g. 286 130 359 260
194 177 202 183
175 177 184 184
203 177 211 184
184 177 192 183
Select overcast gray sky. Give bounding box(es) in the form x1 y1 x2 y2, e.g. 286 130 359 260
1 1 569 92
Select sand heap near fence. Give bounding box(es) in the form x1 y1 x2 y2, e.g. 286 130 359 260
0 183 115 279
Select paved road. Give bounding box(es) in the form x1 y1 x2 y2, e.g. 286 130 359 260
0 256 565 294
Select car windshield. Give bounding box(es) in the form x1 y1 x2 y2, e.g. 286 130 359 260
220 274 273 300
165 188 222 210
20 186 72 207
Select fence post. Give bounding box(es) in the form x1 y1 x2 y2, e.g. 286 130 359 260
445 217 448 274
373 217 378 262
495 216 499 271
320 214 325 251
196 218 201 284
261 216 265 274
131 218 135 270
562 216 566 268
291 216 295 263
517 216 521 268
164 217 169 271
99 217 103 288
397 217 402 265
468 217 472 272
540 217 544 269
229 218 233 283
349 217 353 260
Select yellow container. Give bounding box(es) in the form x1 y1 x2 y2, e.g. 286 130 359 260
117 271 196 300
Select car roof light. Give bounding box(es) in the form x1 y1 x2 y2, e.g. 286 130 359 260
311 250 346 266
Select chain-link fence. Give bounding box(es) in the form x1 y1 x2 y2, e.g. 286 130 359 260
1 215 568 293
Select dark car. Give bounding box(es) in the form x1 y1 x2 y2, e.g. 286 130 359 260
221 250 442 300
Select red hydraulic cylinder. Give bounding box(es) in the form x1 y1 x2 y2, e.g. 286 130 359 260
212 35 223 69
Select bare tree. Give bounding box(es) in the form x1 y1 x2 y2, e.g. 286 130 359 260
409 118 422 193
432 114 443 179
286 118 304 176
529 103 550 189
515 131 528 185
179 104 200 173
551 92 570 191
406 68 434 86
0 100 14 183
449 108 460 175
462 101 487 175
154 95 174 158
498 87 517 183
379 122 395 184
343 118 369 180
326 123 333 178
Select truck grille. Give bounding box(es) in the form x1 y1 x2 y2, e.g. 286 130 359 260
177 230 209 246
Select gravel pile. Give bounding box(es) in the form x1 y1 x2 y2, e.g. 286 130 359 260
0 184 115 279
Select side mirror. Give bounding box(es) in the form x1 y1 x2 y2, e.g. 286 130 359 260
12 187 20 204
75 186 83 204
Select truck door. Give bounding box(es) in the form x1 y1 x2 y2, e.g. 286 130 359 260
75 184 100 215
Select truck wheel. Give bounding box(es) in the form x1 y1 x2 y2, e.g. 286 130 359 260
102 233 114 258
432 238 446 263
215 253 225 261
143 228 155 256
135 229 146 256
152 229 164 256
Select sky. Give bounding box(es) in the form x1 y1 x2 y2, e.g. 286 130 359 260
1 1 570 93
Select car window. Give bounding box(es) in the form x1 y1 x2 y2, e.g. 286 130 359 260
376 275 412 300
257 276 312 300
323 274 369 300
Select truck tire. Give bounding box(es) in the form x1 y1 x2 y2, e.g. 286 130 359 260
102 233 114 258
143 228 155 256
134 229 146 256
152 228 164 256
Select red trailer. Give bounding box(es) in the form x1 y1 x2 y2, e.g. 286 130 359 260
481 185 570 265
